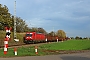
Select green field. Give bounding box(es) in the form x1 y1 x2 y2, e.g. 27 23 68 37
0 40 90 57
40 40 90 50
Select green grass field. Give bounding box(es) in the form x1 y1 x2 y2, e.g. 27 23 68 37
40 40 90 50
0 40 90 57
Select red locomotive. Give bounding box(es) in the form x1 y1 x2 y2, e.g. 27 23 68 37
23 32 66 44
23 32 46 44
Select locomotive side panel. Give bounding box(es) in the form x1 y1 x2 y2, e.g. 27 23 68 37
35 33 45 41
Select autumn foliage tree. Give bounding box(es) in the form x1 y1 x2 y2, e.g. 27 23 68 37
48 31 56 36
37 28 47 34
56 30 66 38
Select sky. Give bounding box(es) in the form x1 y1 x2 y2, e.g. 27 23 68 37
0 0 90 37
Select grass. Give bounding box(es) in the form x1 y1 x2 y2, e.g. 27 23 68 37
40 40 90 50
0 46 45 57
0 40 90 57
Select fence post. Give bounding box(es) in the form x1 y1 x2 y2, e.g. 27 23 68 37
35 46 38 54
14 48 17 55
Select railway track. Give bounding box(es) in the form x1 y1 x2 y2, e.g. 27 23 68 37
0 42 52 48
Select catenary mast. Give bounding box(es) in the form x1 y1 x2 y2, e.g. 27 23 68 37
14 1 16 39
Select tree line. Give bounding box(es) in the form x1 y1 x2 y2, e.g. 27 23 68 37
0 4 66 38
70 36 90 40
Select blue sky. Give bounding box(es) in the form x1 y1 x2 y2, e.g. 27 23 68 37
0 0 90 37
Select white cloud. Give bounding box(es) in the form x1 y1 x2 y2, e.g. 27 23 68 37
26 18 52 27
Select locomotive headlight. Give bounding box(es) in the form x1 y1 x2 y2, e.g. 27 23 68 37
26 37 29 38
30 37 32 39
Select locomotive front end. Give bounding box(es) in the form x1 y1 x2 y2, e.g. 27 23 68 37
23 32 34 44
25 33 33 40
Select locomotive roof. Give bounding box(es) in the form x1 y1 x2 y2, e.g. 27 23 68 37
26 32 43 33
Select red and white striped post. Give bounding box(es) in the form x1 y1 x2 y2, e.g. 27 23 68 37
4 37 9 54
14 39 19 56
35 46 38 54
14 48 17 55
4 27 11 55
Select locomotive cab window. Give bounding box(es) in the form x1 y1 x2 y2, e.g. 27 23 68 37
26 34 32 37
